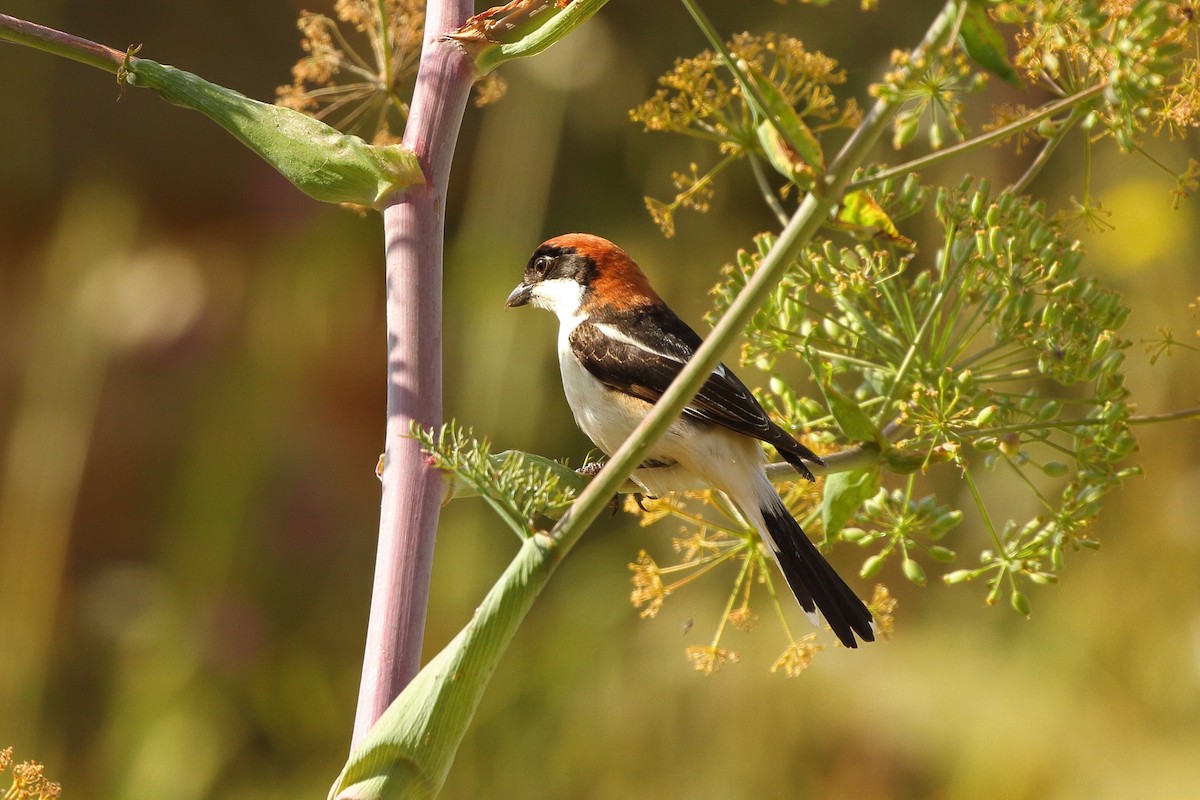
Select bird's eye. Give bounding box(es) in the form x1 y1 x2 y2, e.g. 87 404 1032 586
535 255 553 274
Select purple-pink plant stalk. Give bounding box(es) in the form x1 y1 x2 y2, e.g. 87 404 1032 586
351 0 475 748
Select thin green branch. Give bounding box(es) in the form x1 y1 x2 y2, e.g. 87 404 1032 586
963 468 1006 554
1127 406 1200 425
749 154 791 226
876 222 958 424
846 85 1107 192
1010 106 1087 193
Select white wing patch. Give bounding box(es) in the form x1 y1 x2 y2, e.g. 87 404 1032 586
592 322 728 378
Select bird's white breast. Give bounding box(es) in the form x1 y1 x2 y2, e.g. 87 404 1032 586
557 328 641 457
554 317 765 500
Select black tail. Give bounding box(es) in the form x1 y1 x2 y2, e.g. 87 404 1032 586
762 501 875 648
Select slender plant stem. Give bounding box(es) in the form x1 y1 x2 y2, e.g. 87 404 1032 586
1010 105 1087 193
0 13 126 73
845 84 1107 192
351 0 475 749
749 154 791 226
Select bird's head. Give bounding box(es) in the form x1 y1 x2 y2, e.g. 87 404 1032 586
505 233 661 321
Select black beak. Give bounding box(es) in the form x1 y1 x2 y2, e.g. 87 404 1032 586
505 282 533 308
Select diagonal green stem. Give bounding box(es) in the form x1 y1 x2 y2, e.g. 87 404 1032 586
845 84 1107 192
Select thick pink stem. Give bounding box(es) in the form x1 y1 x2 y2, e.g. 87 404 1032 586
351 0 474 747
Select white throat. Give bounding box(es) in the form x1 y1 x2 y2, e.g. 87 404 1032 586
530 278 587 326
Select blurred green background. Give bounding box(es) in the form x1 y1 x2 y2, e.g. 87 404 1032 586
1 1 1199 798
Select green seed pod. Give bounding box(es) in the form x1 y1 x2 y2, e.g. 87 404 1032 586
1038 400 1062 420
929 509 964 538
942 569 973 585
860 553 887 578
840 527 869 544
1051 545 1064 571
988 226 1004 255
893 110 921 150
902 557 927 587
927 546 956 563
974 405 998 426
1041 461 1069 477
975 230 989 258
1010 589 1031 617
970 191 985 217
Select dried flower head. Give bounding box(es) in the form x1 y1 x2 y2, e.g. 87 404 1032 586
686 644 740 675
770 633 825 677
277 0 425 138
727 606 760 631
1 747 62 800
867 584 898 640
630 549 667 619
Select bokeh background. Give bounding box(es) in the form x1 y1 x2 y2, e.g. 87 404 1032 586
2 1 1199 798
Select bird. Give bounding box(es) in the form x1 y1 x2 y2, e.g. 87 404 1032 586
505 233 875 648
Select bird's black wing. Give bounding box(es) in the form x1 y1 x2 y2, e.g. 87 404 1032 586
570 306 822 477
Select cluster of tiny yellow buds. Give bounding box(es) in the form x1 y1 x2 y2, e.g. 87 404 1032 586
686 644 740 675
770 633 824 677
867 584 897 639
1101 0 1137 17
673 523 732 561
669 163 716 214
629 550 666 619
1157 61 1200 138
1 748 62 800
644 198 677 239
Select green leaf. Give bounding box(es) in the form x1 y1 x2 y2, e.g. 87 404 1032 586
959 3 1021 87
460 0 612 75
756 121 818 190
809 359 882 444
743 60 825 182
822 467 880 539
125 58 422 207
829 190 914 246
329 535 557 800
413 423 584 539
